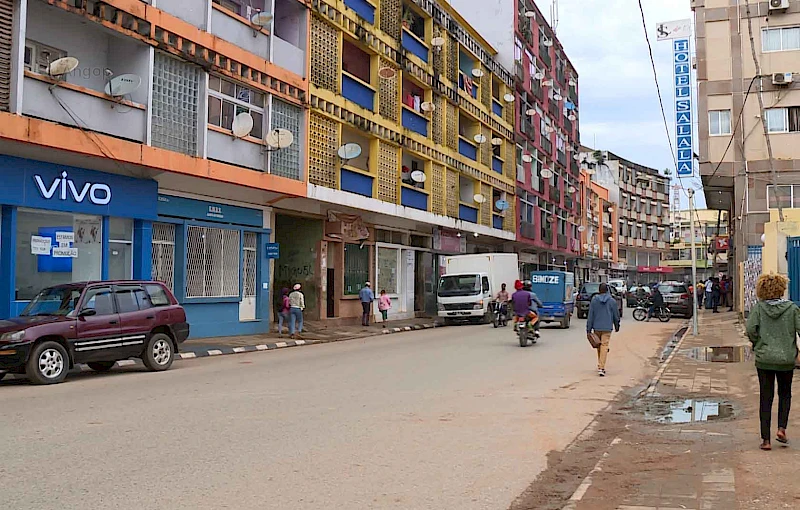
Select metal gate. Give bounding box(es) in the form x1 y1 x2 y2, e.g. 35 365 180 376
788 237 800 305
239 232 257 321
151 223 176 291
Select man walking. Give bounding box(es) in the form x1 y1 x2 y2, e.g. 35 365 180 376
359 282 375 326
288 284 305 339
712 277 722 313
587 283 621 377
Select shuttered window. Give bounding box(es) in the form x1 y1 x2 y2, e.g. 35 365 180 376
0 0 13 112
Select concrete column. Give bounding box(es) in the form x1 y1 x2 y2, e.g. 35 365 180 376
133 220 153 281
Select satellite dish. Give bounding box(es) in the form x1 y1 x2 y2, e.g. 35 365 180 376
410 170 426 183
543 38 553 47
231 112 254 138
593 243 600 250
337 143 362 160
503 93 515 103
490 137 503 146
250 10 274 26
525 108 536 116
473 133 487 144
568 186 577 193
578 225 586 233
534 71 545 80
573 153 581 160
540 168 554 178
607 236 614 242
265 128 294 149
521 154 533 163
420 101 435 112
104 73 142 97
547 215 555 223
431 36 446 48
566 145 573 152
473 194 486 204
48 57 79 77
471 68 484 78
542 79 553 87
495 199 509 211
569 79 577 87
568 113 577 121
553 93 563 101
524 10 535 17
378 67 397 79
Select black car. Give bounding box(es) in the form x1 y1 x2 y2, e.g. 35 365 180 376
626 285 652 307
657 282 694 318
576 282 624 319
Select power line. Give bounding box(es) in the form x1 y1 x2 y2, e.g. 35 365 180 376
704 76 757 186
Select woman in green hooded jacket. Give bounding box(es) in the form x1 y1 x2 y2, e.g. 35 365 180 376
746 273 800 451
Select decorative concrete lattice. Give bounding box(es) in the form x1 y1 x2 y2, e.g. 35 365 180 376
480 126 491 168
378 58 398 122
505 140 515 180
309 112 338 187
377 141 398 203
445 101 457 151
431 163 445 215
446 36 458 83
480 72 491 109
432 44 445 77
503 91 515 126
432 95 444 145
311 17 338 92
446 168 459 216
503 199 515 231
380 0 401 40
480 182 492 226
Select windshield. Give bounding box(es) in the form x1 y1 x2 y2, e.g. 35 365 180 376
20 287 82 317
581 283 601 295
438 275 480 297
658 284 687 294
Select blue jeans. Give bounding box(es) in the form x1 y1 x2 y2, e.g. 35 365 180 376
289 307 303 335
278 311 289 334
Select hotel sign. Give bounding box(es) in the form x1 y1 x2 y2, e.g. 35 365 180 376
661 19 694 177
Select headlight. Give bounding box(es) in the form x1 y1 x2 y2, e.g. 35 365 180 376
0 331 25 343
474 301 484 310
437 303 445 311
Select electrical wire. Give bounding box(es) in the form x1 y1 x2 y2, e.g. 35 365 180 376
704 75 757 186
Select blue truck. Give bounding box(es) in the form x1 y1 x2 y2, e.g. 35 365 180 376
529 271 575 329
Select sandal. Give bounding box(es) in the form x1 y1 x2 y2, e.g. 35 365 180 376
760 440 772 451
777 429 789 444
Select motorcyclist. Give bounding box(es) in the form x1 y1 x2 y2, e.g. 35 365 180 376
647 286 665 321
512 280 543 336
495 283 510 319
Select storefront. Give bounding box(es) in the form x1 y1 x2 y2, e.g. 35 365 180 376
153 194 271 338
0 155 158 318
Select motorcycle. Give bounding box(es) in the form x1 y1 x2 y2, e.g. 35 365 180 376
632 298 671 322
514 313 540 347
491 301 509 328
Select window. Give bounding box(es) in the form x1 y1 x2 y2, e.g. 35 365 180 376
109 218 133 281
342 40 372 83
377 247 399 294
151 223 176 291
145 284 172 307
115 286 151 313
82 287 116 316
765 107 800 133
344 243 370 295
532 150 543 192
482 276 490 293
709 110 731 136
24 40 66 75
270 98 303 180
762 26 800 52
516 145 525 182
152 53 200 156
15 210 102 301
767 185 793 209
185 226 241 298
212 0 267 18
208 75 265 140
520 192 535 224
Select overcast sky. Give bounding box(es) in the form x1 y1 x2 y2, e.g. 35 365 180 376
533 0 704 208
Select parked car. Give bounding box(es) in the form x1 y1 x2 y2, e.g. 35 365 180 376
656 281 694 318
626 285 652 308
576 282 624 319
608 279 628 296
0 281 189 384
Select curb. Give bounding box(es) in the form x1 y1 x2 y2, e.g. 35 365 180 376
644 322 692 397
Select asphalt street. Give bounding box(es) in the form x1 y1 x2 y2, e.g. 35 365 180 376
0 318 676 510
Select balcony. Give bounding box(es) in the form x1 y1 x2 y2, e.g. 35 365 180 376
458 72 478 99
342 73 375 111
402 107 429 136
22 2 149 143
342 40 374 111
492 99 503 117
492 156 503 174
459 204 478 223
557 150 566 167
458 137 478 161
520 221 537 240
540 136 552 156
401 29 429 63
557 234 568 249
341 167 373 197
549 185 560 203
657 241 666 249
209 1 270 60
272 0 308 77
646 240 654 248
344 0 375 23
541 229 553 245
401 186 428 211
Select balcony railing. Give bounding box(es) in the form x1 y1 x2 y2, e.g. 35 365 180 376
520 221 536 240
459 204 478 223
557 234 568 249
342 73 375 111
341 167 374 197
458 137 478 160
540 136 552 156
402 107 429 136
344 0 375 23
541 229 553 244
492 156 503 174
557 151 566 167
492 99 503 117
493 215 503 230
401 186 428 211
549 185 560 203
401 28 429 63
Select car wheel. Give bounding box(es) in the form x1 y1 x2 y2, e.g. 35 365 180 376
26 341 69 385
88 361 116 372
142 334 175 372
0 372 6 382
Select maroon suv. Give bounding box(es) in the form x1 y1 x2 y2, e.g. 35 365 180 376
0 281 189 384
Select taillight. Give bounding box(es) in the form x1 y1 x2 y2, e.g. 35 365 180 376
680 293 689 299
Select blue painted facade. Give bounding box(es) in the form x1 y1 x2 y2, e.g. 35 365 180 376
401 30 429 63
0 156 158 319
157 194 271 338
341 168 374 197
343 0 375 23
493 215 503 229
458 138 477 160
401 187 428 211
342 74 375 111
459 204 478 223
492 100 503 117
492 156 503 174
402 108 429 136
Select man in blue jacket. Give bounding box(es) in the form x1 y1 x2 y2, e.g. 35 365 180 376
587 283 621 377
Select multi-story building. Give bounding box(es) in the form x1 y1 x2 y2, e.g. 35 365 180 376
663 209 729 281
693 0 800 274
448 0 582 274
0 0 309 337
579 149 671 284
269 0 517 323
575 170 617 283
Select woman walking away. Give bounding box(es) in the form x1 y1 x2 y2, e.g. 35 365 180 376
288 284 305 339
277 288 291 336
746 274 800 451
378 289 392 325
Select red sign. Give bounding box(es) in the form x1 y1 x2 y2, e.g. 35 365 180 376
715 236 730 251
637 265 674 273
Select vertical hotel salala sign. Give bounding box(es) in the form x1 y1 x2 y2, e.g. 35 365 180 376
657 19 694 177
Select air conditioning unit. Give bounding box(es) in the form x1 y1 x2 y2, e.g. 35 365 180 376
772 72 793 85
769 0 790 11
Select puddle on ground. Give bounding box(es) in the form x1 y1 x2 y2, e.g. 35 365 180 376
684 345 751 363
640 398 735 424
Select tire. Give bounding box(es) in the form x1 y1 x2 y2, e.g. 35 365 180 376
88 361 116 372
633 308 647 322
493 315 499 328
518 328 528 347
0 372 6 382
443 318 455 326
26 341 69 385
658 308 671 323
141 334 175 372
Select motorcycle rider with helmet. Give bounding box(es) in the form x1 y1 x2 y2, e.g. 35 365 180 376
511 280 544 337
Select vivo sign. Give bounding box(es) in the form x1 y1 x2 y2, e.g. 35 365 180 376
34 171 112 205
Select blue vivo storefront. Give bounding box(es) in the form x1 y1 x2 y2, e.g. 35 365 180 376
0 155 159 318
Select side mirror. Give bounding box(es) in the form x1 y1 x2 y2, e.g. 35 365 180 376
78 308 97 317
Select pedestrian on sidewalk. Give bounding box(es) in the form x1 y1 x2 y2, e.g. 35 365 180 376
705 278 714 309
277 287 291 336
696 281 705 308
745 273 800 451
722 275 734 311
378 289 391 325
359 282 375 326
288 284 305 339
712 277 721 313
586 283 620 377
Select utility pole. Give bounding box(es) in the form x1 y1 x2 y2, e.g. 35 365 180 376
688 188 699 336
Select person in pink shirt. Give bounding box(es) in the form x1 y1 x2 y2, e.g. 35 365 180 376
378 289 392 324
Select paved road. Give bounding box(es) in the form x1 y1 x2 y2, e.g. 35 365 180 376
0 318 676 510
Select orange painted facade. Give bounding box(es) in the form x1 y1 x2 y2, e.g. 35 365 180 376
578 171 618 264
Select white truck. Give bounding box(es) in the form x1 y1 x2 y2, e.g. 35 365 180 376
437 253 520 324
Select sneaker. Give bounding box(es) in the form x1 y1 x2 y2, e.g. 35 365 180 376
598 369 606 377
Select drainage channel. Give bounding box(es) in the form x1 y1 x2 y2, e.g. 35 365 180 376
659 325 688 363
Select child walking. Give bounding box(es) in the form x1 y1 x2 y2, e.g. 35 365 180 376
378 290 392 325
